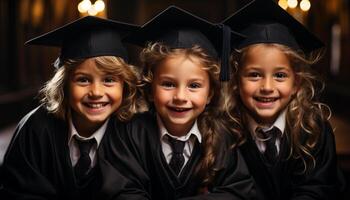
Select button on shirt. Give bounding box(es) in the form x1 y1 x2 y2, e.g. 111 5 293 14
68 118 109 168
247 110 286 154
157 115 202 173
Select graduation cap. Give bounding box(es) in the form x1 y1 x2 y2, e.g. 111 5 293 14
221 0 324 54
26 16 139 68
125 5 245 81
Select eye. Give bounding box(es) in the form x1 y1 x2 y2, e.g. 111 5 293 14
161 81 175 88
248 72 261 78
188 82 201 89
274 72 288 81
103 76 119 86
245 71 262 81
74 76 90 85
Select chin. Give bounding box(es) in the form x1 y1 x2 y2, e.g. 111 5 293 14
86 116 109 123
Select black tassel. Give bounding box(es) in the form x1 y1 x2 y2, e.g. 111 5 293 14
218 24 231 82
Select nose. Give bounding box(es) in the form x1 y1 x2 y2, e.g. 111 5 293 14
173 87 187 103
260 77 274 93
89 82 104 98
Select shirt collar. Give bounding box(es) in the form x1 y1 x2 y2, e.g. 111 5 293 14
68 117 109 147
157 114 202 143
247 109 286 136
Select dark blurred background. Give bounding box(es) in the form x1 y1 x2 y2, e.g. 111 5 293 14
0 0 349 198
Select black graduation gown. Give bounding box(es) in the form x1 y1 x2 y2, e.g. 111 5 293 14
239 121 345 200
0 106 150 200
121 112 256 200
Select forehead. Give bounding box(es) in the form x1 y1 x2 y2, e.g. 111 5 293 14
242 44 291 67
242 44 289 62
71 58 106 74
155 54 208 76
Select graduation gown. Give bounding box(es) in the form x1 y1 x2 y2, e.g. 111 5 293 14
240 121 345 200
0 106 150 200
121 111 256 200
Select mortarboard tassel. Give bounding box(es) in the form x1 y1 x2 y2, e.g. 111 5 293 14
219 24 231 82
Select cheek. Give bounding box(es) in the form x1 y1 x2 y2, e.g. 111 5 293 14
68 84 83 102
68 86 85 113
279 82 297 98
152 87 171 105
239 82 255 97
110 84 124 102
284 88 296 100
238 83 256 108
193 89 211 107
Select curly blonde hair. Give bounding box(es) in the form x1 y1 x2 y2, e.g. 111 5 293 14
224 43 331 173
139 42 238 187
39 56 138 122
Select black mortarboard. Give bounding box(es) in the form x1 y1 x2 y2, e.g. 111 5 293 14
26 16 139 67
222 0 324 54
125 5 245 81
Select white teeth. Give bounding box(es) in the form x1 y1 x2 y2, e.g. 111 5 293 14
87 103 105 108
256 97 276 102
172 107 189 112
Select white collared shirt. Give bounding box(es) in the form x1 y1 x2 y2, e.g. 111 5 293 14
68 118 109 168
247 110 286 153
157 115 202 174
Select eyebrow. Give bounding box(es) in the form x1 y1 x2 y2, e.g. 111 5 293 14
71 71 90 76
158 74 205 82
243 65 292 71
273 66 292 72
242 66 261 71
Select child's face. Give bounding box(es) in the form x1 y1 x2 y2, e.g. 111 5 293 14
151 55 211 136
69 58 124 133
239 45 297 125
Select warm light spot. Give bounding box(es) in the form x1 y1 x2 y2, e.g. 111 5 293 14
32 0 44 26
287 0 298 9
278 0 288 10
300 0 311 11
78 0 92 13
88 6 98 16
78 0 105 16
94 0 105 12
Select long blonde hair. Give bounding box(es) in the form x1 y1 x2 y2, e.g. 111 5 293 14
225 43 331 173
139 42 239 187
39 56 138 122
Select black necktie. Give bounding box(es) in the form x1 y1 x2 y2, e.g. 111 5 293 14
257 127 280 164
74 137 95 180
168 136 186 176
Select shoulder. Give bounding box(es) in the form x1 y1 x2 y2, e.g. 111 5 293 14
213 131 241 168
316 119 335 143
131 111 157 125
20 106 58 128
311 119 336 155
13 106 64 140
5 106 66 156
120 111 159 144
127 111 158 132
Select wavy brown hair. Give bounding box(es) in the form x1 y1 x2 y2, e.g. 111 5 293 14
224 43 331 173
139 42 238 187
39 56 138 122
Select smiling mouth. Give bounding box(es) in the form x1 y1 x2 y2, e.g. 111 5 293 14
83 102 108 109
168 107 192 112
254 97 278 103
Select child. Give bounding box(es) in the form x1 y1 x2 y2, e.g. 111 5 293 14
221 0 345 199
0 16 149 199
122 6 256 200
